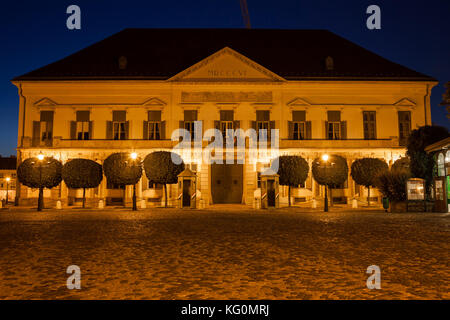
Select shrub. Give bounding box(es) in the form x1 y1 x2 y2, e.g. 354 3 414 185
376 169 411 202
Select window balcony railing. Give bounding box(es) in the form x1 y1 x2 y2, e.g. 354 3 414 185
280 138 402 149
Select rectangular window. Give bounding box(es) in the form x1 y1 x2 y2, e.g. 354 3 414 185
40 111 53 142
363 111 376 140
113 111 126 140
327 122 341 140
76 111 90 140
327 111 341 140
398 111 411 146
256 110 271 140
293 122 305 140
184 110 198 140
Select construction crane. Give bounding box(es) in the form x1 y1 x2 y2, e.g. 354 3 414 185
239 0 251 28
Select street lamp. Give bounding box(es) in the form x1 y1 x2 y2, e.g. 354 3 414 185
130 152 138 211
322 154 329 212
5 177 10 205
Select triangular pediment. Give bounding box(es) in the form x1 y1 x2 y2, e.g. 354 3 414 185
35 97 58 106
142 97 167 106
287 97 312 106
169 47 285 82
394 98 416 107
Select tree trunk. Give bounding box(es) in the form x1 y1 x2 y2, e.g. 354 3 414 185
132 184 137 211
367 186 370 206
288 185 291 206
82 188 86 208
164 184 168 208
38 187 43 211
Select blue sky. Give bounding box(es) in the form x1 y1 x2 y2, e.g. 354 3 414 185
0 0 448 156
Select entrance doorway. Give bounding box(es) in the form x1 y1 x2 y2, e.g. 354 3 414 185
267 179 275 207
211 163 243 203
182 180 191 207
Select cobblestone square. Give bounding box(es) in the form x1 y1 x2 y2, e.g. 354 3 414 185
0 206 448 299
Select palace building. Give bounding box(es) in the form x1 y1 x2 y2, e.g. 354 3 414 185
12 29 437 207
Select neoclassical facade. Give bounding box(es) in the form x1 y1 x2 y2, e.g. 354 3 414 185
12 29 437 207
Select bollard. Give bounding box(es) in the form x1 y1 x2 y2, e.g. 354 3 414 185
98 199 104 209
56 200 62 209
352 198 358 208
140 199 146 209
312 198 317 209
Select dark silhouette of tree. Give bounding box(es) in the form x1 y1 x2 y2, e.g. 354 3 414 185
17 157 62 211
312 154 348 205
103 153 142 210
62 159 103 208
143 151 185 207
351 158 388 206
276 155 309 206
406 125 449 198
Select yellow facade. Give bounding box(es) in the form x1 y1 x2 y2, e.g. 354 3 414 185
13 46 437 207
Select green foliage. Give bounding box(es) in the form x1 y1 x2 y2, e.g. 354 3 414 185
312 154 348 188
62 159 103 189
103 153 142 186
392 157 410 173
376 169 411 202
17 157 62 189
440 81 450 106
351 158 388 188
143 151 185 185
406 125 449 197
277 155 309 187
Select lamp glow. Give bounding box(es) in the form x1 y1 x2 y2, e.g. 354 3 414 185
130 152 138 160
37 153 44 161
322 154 329 162
5 177 10 182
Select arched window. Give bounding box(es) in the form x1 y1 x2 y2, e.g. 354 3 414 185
437 153 445 176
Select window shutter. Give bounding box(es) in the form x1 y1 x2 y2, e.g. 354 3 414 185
125 121 130 139
70 121 76 139
325 121 329 139
341 121 347 140
270 121 275 130
288 121 293 139
160 121 166 139
143 121 148 140
214 120 220 130
106 121 113 139
306 121 312 139
233 120 240 129
89 121 93 139
179 121 185 141
32 121 40 147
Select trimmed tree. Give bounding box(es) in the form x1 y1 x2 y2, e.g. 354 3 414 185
312 154 348 206
406 125 449 198
392 157 410 173
143 151 185 207
17 157 62 211
103 153 142 210
350 158 388 206
276 155 309 206
376 168 411 202
62 159 103 208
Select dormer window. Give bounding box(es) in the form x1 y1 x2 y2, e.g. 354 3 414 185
325 56 334 70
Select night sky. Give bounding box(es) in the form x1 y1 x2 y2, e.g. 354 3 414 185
0 0 448 156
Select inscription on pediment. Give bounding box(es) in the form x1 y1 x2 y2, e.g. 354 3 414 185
181 91 272 103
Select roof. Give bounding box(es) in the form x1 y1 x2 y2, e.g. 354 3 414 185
13 28 436 82
0 157 17 170
425 137 450 153
178 168 196 177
